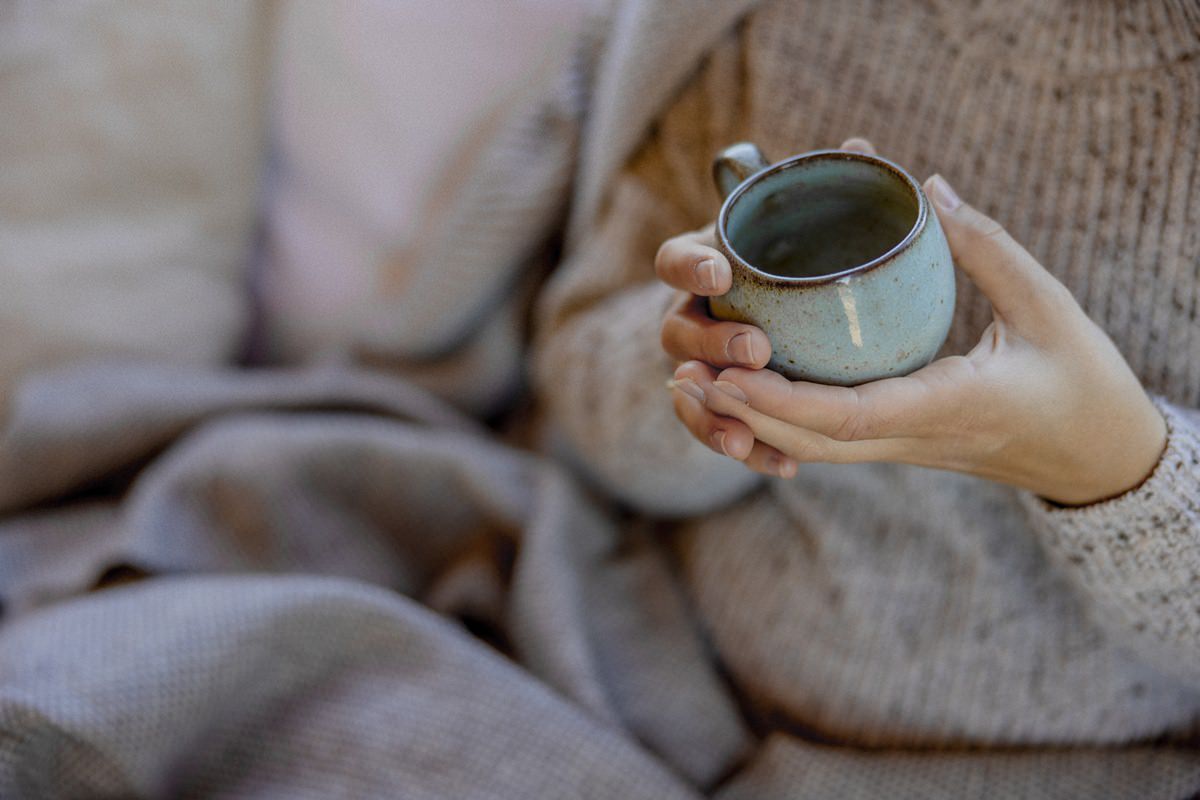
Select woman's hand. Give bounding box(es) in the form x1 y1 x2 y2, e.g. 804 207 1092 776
660 139 1167 506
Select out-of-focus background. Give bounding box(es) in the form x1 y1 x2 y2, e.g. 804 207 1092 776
1 0 594 418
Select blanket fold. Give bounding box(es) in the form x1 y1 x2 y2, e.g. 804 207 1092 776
0 364 748 796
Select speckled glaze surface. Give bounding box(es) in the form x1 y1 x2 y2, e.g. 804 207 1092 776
710 145 955 385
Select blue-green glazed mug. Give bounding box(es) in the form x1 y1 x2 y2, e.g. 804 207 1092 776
710 143 956 385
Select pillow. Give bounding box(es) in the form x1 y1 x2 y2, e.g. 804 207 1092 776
261 0 593 414
0 1 269 415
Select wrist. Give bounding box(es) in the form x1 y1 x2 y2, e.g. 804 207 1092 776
1048 397 1168 507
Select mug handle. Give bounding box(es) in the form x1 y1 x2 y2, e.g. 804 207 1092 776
712 142 770 199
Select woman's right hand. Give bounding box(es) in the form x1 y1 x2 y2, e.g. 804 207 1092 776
656 224 797 478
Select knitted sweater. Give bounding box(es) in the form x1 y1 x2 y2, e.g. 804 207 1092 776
535 0 1200 791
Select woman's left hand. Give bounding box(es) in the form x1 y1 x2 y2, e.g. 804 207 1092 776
675 143 1167 506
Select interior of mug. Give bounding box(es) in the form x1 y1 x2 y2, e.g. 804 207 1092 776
723 153 921 280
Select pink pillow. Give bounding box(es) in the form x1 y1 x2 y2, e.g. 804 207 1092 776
262 0 593 367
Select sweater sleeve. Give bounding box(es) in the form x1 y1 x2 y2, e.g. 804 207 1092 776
533 172 763 516
1021 398 1200 683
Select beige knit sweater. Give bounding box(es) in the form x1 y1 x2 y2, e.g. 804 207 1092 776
535 0 1200 792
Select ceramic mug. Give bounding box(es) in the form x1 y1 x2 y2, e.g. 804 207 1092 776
710 143 956 385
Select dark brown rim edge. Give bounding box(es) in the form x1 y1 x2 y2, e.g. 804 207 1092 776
716 149 928 286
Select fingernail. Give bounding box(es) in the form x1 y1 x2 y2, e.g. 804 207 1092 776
694 258 717 291
712 380 748 403
928 174 962 212
711 430 731 456
726 333 758 366
669 378 705 403
771 455 798 478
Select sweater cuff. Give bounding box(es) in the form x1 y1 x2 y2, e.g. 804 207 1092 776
1021 397 1200 576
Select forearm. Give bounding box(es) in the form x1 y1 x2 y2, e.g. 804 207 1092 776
535 280 760 516
1023 399 1200 683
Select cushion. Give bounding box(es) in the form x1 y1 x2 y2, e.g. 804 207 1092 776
0 1 270 416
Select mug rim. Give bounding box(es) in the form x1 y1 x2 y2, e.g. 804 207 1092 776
715 149 928 286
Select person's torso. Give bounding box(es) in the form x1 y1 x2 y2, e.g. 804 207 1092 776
639 0 1200 747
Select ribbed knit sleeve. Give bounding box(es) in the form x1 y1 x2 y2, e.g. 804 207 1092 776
1022 399 1200 683
533 174 762 516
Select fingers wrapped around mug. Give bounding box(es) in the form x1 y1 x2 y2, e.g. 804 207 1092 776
669 361 798 478
661 294 773 369
654 226 731 295
922 173 1083 340
697 366 939 467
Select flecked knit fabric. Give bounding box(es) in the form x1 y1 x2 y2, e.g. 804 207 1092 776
535 0 1200 790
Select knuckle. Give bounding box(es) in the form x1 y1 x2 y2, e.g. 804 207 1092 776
654 237 685 279
979 219 1007 240
672 392 705 435
821 389 874 442
657 326 676 357
659 316 677 354
829 411 865 442
829 391 865 440
671 391 688 420
702 331 729 365
653 242 670 277
654 235 677 260
831 409 874 442
968 212 1008 243
660 317 692 362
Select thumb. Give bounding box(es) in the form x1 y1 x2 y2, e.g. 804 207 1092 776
925 174 1069 329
